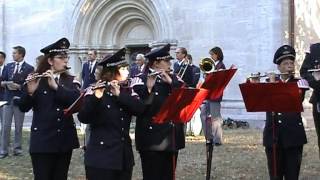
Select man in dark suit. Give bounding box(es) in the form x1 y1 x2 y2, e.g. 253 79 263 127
185 54 201 135
130 53 146 78
0 51 6 135
173 47 194 87
81 50 98 89
0 46 34 158
80 50 98 148
186 54 200 88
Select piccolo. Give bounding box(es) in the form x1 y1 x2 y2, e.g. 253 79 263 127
147 69 173 77
25 66 71 83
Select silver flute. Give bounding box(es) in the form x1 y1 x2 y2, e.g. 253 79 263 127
24 66 71 84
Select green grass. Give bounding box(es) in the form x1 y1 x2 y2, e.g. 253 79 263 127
0 129 319 180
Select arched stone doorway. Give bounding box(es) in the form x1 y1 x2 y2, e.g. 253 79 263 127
69 0 177 76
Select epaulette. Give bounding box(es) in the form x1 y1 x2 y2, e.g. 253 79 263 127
297 78 309 89
130 76 144 88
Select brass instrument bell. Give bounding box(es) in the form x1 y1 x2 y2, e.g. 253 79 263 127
199 57 215 73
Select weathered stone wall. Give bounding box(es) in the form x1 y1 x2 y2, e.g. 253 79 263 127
1 0 317 125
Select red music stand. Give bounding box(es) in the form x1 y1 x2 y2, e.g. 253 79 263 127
239 82 303 179
152 88 210 124
151 88 209 180
239 82 303 112
63 92 85 117
201 67 237 100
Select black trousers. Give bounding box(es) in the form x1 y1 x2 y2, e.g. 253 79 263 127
140 151 178 180
30 151 72 180
85 166 132 180
312 105 320 151
265 146 303 180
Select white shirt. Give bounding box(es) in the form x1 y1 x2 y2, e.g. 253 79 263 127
213 60 220 67
140 64 145 72
89 60 96 73
177 58 187 66
53 74 61 83
14 60 24 73
0 64 4 75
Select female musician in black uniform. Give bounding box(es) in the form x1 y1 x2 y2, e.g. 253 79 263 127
77 48 145 180
263 45 308 180
18 38 80 180
131 44 185 180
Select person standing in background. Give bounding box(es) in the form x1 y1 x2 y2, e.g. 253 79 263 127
0 46 34 159
200 46 226 146
173 47 194 87
0 51 6 139
80 50 98 148
81 50 98 89
130 53 145 78
185 54 201 136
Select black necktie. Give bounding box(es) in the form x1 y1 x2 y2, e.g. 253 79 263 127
14 63 20 74
89 62 92 73
54 77 59 84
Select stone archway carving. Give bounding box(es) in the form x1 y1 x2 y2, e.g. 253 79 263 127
69 0 175 75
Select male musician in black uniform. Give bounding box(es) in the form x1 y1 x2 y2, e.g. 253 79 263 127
173 47 194 87
263 45 308 180
18 38 80 180
131 44 185 180
300 43 320 159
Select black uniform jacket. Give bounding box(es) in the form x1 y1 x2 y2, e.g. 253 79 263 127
263 77 308 148
18 74 80 153
300 52 320 105
133 71 185 152
77 87 145 170
173 61 194 87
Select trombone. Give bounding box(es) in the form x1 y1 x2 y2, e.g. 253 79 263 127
199 57 215 73
176 59 190 79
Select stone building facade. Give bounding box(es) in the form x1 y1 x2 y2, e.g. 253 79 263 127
0 0 319 126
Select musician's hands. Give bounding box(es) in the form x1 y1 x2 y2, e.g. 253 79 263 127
43 70 58 90
249 77 260 83
159 69 172 84
109 80 120 97
26 73 40 95
267 72 276 83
